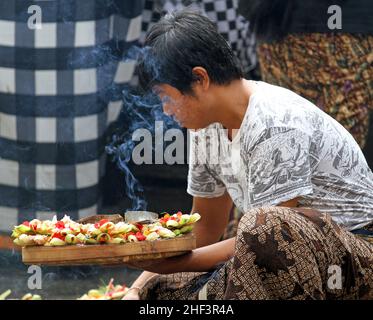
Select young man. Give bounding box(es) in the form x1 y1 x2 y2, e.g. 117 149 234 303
123 11 373 300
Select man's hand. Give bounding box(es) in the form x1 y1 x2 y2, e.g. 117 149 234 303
122 288 140 300
123 238 235 275
123 253 193 274
121 192 233 295
124 257 170 273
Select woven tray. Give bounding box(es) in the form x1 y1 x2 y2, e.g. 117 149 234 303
21 214 196 266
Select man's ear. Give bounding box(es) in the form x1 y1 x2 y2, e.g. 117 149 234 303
192 67 210 91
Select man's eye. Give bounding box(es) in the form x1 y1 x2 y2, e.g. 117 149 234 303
152 88 161 95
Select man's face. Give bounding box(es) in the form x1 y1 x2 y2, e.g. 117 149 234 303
154 84 211 130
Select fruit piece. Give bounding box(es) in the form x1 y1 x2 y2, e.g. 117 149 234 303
166 220 179 228
85 237 98 245
17 234 36 246
110 222 132 235
130 224 140 232
21 293 33 300
88 289 101 298
180 225 194 234
33 235 48 245
145 232 160 241
29 219 42 232
76 233 86 243
188 213 201 224
179 214 190 226
60 228 73 236
13 224 32 235
48 238 66 246
65 234 78 245
99 221 115 233
108 237 125 244
11 230 21 239
158 228 176 238
96 233 111 243
127 235 138 242
0 290 11 300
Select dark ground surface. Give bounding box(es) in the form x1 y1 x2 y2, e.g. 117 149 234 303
0 251 143 300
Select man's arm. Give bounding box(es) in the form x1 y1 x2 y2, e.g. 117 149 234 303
127 237 236 275
123 193 233 299
279 197 299 208
124 195 299 298
191 192 233 247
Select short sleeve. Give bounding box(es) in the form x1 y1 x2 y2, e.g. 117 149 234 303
187 130 226 198
245 127 314 207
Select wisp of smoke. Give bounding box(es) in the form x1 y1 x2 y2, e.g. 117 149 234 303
106 46 179 211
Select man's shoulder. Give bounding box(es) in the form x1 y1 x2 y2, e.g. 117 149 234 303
240 82 338 151
245 82 327 135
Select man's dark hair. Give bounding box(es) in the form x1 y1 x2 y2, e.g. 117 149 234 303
138 10 244 94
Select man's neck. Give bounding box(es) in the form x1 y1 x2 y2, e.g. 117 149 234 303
213 78 255 139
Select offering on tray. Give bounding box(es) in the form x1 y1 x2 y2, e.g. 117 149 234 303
78 279 129 300
0 290 12 300
0 290 42 300
21 293 42 300
11 212 201 247
1 280 126 300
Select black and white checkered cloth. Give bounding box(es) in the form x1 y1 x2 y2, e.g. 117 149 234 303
0 0 143 232
140 0 257 74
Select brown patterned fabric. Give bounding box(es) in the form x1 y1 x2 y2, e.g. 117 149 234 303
139 207 373 300
257 33 373 148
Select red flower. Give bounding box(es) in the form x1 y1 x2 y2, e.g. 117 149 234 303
125 232 135 240
94 219 109 229
135 223 143 231
22 221 30 227
99 219 109 226
55 221 65 229
159 213 172 225
135 232 146 241
52 232 65 241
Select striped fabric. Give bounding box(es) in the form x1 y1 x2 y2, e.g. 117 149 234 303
0 0 256 233
0 0 143 232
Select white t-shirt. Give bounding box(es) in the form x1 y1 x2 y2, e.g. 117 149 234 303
187 81 373 231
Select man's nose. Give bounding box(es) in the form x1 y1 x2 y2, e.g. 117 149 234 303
163 103 173 116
